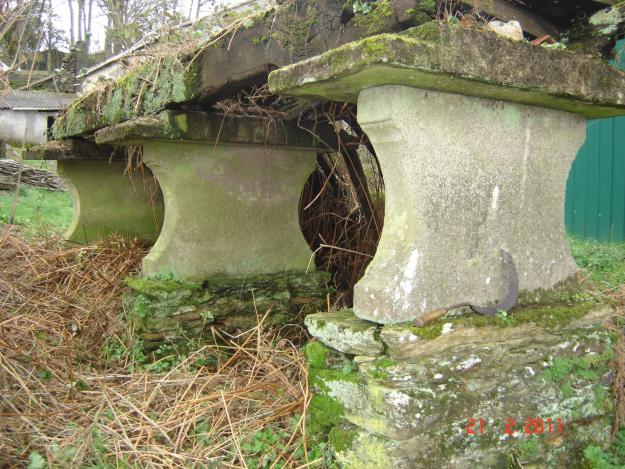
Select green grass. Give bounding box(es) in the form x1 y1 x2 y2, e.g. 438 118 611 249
0 185 72 237
569 237 625 291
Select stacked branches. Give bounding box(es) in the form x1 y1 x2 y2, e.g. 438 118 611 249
0 159 65 191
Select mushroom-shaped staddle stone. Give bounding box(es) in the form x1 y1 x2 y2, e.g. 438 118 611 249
268 21 625 324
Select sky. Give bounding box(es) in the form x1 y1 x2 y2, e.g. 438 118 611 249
49 0 220 52
51 0 108 52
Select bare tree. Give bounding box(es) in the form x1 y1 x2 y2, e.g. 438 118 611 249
67 0 74 44
98 0 181 54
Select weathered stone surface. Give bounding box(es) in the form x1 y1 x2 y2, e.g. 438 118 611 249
24 139 123 161
379 302 608 361
306 304 616 468
140 141 317 280
353 86 583 323
331 426 409 469
124 270 330 346
268 22 625 118
52 0 435 139
93 111 334 149
58 160 164 244
305 310 384 356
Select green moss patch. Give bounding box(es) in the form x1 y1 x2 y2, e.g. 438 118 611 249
308 394 345 433
328 425 358 452
401 302 597 341
352 0 393 33
125 276 202 295
541 348 614 382
301 342 331 369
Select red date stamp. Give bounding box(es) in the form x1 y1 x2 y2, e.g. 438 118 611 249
466 417 563 435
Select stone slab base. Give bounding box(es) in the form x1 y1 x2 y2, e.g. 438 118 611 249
124 270 330 347
303 305 616 468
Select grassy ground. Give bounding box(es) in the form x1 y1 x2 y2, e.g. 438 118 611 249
0 186 624 468
0 185 72 236
0 159 71 237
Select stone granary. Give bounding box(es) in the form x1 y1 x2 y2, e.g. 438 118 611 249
25 1 625 466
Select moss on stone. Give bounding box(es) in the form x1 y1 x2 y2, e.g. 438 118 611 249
268 23 625 119
271 0 319 55
301 341 330 369
400 301 598 340
125 276 202 295
400 20 441 42
309 367 364 392
54 54 200 138
124 270 330 348
374 357 394 368
516 275 584 305
305 310 384 356
308 394 345 433
353 0 393 33
328 425 358 452
541 347 614 382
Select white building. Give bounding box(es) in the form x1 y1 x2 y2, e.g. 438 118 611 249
0 90 75 146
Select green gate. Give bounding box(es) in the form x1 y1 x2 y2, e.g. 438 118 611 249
564 40 625 242
565 117 625 242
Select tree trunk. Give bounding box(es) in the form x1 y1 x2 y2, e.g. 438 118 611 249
68 0 75 45
86 0 93 50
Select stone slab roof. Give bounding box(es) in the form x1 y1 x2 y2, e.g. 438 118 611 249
268 22 625 119
0 90 75 111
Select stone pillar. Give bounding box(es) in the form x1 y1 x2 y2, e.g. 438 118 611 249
353 86 586 323
141 142 317 279
59 160 163 244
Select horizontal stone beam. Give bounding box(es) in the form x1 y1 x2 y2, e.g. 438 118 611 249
24 139 124 160
51 0 435 140
268 22 625 119
94 110 336 150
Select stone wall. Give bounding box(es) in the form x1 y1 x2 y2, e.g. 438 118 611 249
303 305 616 468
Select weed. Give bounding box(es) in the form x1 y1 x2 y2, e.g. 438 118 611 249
585 428 625 468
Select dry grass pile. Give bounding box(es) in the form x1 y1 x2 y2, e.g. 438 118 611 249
0 228 319 468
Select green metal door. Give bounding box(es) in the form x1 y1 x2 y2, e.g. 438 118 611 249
565 117 625 242
564 40 625 242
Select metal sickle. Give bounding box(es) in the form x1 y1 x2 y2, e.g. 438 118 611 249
413 248 519 327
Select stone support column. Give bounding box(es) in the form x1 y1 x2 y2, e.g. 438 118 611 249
24 139 164 244
89 112 332 343
91 111 331 281
59 159 163 244
140 141 317 279
353 86 586 323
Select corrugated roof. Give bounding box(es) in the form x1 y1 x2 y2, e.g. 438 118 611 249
0 90 75 111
